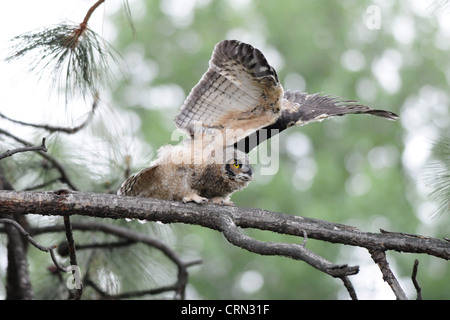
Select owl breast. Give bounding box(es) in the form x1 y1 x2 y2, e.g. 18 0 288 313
191 164 251 199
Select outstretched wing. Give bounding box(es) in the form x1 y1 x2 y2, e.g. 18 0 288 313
175 40 283 143
236 90 399 153
281 90 398 124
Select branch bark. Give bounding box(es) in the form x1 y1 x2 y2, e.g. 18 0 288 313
0 165 33 300
369 249 407 300
1 190 449 260
33 221 202 299
0 129 78 190
1 189 449 299
1 190 449 254
0 137 47 160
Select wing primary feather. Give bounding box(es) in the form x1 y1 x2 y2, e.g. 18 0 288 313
175 40 282 141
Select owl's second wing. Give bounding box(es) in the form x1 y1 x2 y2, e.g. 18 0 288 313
175 40 283 143
278 90 398 128
236 90 399 153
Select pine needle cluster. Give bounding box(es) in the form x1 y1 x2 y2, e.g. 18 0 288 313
6 23 118 103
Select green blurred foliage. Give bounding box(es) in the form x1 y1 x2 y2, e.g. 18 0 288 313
2 0 448 300
105 0 450 299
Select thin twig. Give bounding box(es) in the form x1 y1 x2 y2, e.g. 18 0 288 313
0 137 47 160
82 0 106 27
24 177 62 191
411 259 422 300
67 0 106 49
0 218 67 272
63 215 83 300
369 249 408 300
32 220 202 299
57 239 136 256
0 129 78 190
0 94 98 134
0 218 51 252
340 276 358 300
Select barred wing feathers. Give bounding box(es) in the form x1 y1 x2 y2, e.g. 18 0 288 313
175 40 283 143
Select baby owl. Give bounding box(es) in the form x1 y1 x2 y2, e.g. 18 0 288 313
118 40 398 205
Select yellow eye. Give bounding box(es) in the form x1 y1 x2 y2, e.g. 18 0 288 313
233 161 241 169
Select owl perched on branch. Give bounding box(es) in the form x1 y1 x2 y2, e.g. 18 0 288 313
118 40 398 205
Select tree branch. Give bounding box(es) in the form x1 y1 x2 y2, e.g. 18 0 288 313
32 220 202 299
0 129 78 190
1 189 449 299
0 93 98 134
0 218 68 273
369 249 407 300
411 259 422 300
0 137 47 160
219 213 359 277
63 215 83 300
1 190 449 260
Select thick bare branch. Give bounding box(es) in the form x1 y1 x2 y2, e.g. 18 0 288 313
1 190 449 282
219 213 358 278
1 190 449 259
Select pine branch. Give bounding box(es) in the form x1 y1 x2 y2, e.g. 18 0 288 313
424 138 450 217
5 1 120 103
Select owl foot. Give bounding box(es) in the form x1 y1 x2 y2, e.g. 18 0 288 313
182 194 208 204
209 197 235 206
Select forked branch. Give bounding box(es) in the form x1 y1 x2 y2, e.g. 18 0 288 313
0 189 449 299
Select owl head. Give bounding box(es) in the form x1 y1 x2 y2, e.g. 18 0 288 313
223 148 253 183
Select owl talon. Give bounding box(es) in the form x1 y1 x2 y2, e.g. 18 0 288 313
220 201 235 206
183 195 208 204
209 197 235 206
